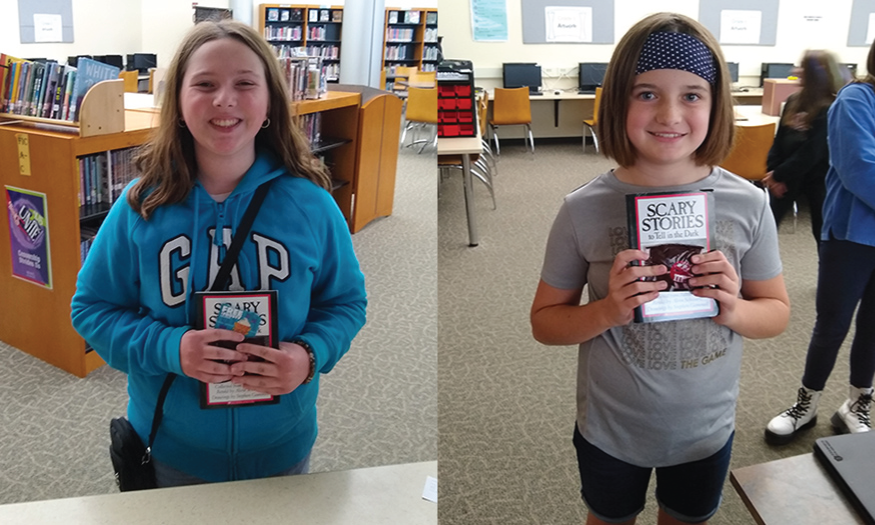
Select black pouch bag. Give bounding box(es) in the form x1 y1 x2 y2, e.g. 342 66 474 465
109 416 158 491
106 180 272 491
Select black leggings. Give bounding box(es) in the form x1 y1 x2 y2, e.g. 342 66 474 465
802 238 875 391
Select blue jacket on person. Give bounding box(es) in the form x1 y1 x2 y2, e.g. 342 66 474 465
71 150 367 481
822 82 875 247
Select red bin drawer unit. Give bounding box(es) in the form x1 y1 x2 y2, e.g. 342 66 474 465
437 60 476 138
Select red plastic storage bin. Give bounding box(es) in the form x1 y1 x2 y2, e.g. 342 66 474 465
439 124 460 137
440 111 458 123
455 98 472 110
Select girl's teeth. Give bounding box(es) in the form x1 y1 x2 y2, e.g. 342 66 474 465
213 119 238 127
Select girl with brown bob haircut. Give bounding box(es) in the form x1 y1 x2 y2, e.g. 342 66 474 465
598 12 736 168
532 12 789 525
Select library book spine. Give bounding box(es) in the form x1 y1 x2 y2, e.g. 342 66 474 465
626 190 718 323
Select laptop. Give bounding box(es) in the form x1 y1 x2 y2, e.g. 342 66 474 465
813 431 875 525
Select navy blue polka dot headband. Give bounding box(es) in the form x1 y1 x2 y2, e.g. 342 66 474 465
636 31 716 85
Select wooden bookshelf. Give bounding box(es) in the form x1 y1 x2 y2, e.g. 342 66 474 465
383 7 438 79
0 85 399 376
258 4 343 81
0 81 150 377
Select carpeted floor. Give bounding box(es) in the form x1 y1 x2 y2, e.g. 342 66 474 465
437 140 855 525
0 140 437 505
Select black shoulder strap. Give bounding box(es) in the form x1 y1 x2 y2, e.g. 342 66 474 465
145 179 274 460
211 179 274 292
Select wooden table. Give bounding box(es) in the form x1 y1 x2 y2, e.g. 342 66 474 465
730 453 864 525
0 461 436 525
438 134 482 246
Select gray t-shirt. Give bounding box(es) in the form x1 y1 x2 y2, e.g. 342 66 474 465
541 167 782 467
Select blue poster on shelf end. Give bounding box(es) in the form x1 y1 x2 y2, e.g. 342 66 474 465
5 186 52 289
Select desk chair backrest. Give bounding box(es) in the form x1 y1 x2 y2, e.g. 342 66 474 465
392 66 417 92
119 70 138 93
719 122 777 180
409 70 436 88
406 86 437 124
591 87 602 125
491 87 532 126
478 91 489 135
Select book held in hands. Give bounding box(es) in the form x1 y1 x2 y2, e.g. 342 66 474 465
626 190 718 323
193 290 280 408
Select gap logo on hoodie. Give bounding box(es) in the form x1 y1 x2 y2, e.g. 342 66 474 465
160 227 290 307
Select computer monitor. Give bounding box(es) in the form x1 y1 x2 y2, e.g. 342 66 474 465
760 63 795 86
502 63 542 94
840 63 858 80
95 55 124 69
126 53 157 72
727 62 739 84
578 62 608 94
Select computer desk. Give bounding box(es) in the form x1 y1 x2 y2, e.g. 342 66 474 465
0 461 437 525
486 88 765 138
730 453 864 524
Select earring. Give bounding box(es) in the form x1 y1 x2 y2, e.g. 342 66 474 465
178 118 186 128
261 118 270 129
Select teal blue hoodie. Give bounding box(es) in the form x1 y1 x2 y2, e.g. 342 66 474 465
71 151 367 481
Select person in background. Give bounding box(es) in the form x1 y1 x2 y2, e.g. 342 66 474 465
71 20 367 486
761 50 846 245
765 41 875 445
530 12 789 525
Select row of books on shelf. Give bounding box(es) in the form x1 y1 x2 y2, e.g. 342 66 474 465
297 112 322 148
280 55 328 101
80 225 99 264
423 47 440 61
264 26 303 42
424 28 438 42
387 10 421 24
267 7 341 23
78 148 138 207
386 28 416 42
385 46 412 60
308 26 339 41
1 54 119 122
266 7 304 22
421 63 436 72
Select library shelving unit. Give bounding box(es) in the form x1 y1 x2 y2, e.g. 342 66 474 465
383 7 438 78
258 4 343 82
1 81 400 377
0 79 152 377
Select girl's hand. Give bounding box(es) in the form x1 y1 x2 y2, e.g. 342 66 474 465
601 249 668 327
689 250 741 326
228 341 311 395
761 171 788 198
180 329 247 383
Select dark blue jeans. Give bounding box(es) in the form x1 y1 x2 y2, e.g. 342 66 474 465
802 238 875 391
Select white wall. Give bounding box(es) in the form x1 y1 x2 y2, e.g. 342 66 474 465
439 0 870 90
0 0 144 62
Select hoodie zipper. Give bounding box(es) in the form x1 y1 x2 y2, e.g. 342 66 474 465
215 202 226 265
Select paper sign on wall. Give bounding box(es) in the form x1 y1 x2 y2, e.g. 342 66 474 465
33 13 63 43
720 10 762 45
545 6 592 43
867 13 875 44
